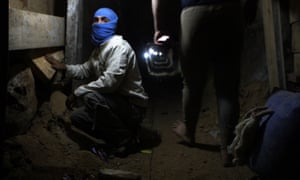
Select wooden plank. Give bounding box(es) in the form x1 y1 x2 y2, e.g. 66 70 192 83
272 1 287 89
9 7 65 50
291 22 300 53
32 51 64 80
9 0 54 15
261 0 286 89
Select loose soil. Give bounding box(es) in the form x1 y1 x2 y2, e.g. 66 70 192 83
2 80 269 180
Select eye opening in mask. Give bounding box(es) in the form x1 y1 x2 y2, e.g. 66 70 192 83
93 16 110 24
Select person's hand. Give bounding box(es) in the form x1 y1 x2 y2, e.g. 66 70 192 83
65 94 77 110
153 30 170 46
45 54 66 71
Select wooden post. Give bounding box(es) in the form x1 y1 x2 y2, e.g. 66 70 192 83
290 0 300 82
262 0 286 90
65 0 83 65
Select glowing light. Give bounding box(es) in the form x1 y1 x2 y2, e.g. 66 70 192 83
143 52 149 59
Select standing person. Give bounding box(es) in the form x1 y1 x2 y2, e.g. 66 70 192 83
152 0 257 166
46 7 149 157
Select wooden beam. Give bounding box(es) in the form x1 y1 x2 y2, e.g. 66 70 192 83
9 8 65 50
65 0 83 65
287 0 300 83
291 22 300 53
262 0 286 89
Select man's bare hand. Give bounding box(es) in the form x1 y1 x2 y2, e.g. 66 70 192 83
153 31 173 48
45 54 66 70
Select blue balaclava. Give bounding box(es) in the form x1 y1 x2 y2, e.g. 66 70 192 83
91 7 118 46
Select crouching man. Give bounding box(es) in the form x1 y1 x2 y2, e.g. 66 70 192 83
46 7 148 157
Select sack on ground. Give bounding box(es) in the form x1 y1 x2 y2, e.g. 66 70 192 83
229 106 273 165
248 90 300 178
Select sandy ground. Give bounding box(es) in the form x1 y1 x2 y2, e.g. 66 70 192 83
2 79 269 180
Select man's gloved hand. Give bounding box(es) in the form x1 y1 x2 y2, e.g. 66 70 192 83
66 94 77 110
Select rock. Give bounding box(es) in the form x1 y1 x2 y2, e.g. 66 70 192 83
6 68 37 137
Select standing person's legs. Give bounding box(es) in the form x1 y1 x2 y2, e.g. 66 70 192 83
214 58 240 166
172 5 212 144
212 2 243 166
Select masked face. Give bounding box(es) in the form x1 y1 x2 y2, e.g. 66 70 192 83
91 8 118 46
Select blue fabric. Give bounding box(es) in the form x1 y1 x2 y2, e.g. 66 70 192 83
91 8 118 46
248 90 300 178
